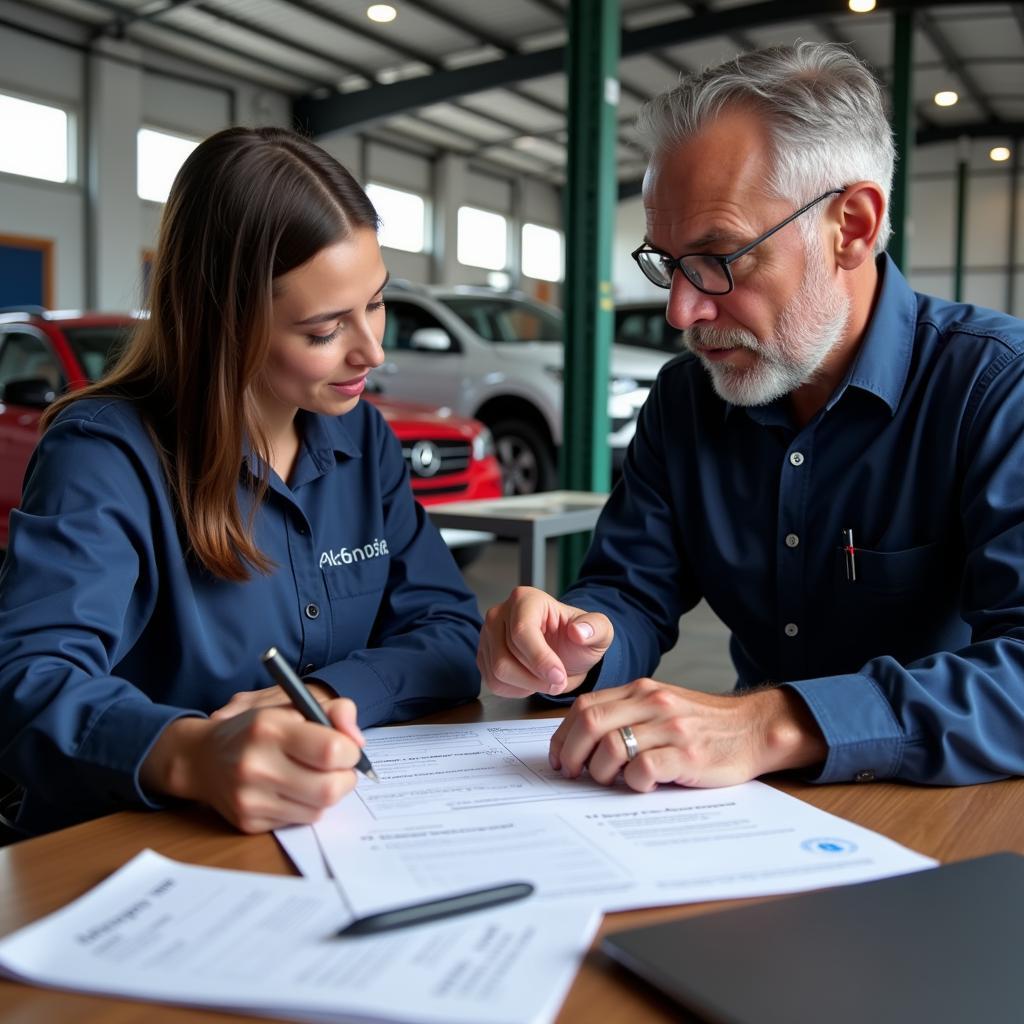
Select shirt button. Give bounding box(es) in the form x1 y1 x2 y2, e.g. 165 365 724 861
784 622 799 637
296 522 308 536
301 663 315 675
304 603 320 620
789 451 805 467
854 769 876 783
785 533 800 548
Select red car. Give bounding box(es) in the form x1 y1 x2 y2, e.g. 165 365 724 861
0 309 502 553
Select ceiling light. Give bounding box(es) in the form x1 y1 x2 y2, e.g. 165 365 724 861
366 4 396 23
989 146 1011 163
848 0 876 11
933 90 958 107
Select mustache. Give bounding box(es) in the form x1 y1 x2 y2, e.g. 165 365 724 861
685 327 761 353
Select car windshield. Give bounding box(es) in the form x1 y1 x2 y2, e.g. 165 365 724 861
614 307 688 355
439 297 562 344
63 326 132 381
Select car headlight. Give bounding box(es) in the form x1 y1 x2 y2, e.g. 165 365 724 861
610 376 639 395
472 427 496 461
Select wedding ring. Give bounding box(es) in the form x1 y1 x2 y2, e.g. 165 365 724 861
619 725 639 761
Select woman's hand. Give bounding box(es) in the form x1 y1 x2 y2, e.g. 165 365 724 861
141 698 365 832
209 681 336 720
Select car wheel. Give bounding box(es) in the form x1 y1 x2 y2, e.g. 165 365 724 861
491 420 556 495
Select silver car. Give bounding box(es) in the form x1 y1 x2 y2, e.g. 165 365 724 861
378 284 670 495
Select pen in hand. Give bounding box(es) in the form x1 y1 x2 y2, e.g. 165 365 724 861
261 646 380 783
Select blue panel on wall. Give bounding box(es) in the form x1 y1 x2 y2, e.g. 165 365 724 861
0 245 45 307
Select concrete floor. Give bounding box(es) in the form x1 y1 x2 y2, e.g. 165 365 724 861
461 538 735 695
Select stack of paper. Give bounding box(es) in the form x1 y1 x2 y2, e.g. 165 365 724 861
0 849 598 1024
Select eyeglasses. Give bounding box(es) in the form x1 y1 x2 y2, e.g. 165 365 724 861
631 187 845 295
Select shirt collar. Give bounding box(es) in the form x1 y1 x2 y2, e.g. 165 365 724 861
724 253 917 425
827 253 916 417
241 410 362 484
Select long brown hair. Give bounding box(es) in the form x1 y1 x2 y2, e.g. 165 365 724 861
43 126 378 581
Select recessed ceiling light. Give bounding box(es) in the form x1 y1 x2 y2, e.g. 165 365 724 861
848 0 876 12
367 4 396 23
989 146 1011 162
934 90 958 107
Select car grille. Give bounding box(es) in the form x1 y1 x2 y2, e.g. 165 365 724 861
401 438 472 479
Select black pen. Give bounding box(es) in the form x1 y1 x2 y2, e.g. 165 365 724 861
841 527 857 582
336 882 535 937
261 646 380 782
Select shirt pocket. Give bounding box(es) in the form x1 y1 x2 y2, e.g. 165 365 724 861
322 554 390 654
834 540 946 597
827 540 952 670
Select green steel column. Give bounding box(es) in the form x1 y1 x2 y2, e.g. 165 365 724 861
1007 143 1019 315
954 155 968 302
888 10 914 271
558 0 620 594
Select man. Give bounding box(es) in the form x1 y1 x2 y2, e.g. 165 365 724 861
478 42 1024 793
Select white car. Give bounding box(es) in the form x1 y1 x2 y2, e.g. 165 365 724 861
378 284 670 494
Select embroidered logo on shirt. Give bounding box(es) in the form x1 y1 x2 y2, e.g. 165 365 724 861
320 538 390 569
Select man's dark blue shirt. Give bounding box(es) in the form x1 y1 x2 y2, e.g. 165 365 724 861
564 256 1024 786
0 399 481 834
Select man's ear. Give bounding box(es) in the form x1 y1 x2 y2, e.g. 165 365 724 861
831 182 886 271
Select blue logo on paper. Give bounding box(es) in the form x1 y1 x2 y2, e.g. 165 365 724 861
801 837 857 855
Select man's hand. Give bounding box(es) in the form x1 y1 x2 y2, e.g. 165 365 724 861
141 698 365 833
549 679 827 791
209 681 335 721
478 586 613 698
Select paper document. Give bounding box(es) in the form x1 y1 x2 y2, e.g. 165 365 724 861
0 849 598 1024
275 823 330 881
312 719 936 915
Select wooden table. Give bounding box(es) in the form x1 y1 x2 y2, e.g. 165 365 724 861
2 691 1023 1023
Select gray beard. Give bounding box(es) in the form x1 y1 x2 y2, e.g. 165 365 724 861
685 256 851 407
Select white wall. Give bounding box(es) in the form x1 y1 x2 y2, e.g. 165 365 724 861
0 2 290 310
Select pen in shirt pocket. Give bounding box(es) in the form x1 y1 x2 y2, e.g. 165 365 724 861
261 646 380 782
841 527 857 582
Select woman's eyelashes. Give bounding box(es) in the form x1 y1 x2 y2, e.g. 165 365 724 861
307 325 341 345
305 301 384 345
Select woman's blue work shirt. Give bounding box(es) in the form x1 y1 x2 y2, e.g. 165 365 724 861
0 397 482 835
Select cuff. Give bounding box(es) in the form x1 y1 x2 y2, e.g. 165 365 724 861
305 661 395 727
76 698 205 810
783 673 905 784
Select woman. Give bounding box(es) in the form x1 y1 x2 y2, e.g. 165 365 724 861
0 127 482 838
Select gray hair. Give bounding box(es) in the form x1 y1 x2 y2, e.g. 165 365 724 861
637 42 895 254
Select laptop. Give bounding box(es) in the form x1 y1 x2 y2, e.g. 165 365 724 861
602 853 1024 1024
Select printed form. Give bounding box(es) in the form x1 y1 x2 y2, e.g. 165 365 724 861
310 719 936 915
0 849 598 1024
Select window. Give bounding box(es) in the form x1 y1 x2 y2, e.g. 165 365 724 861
521 223 563 282
440 297 561 343
0 331 64 392
137 128 200 203
382 301 455 352
457 207 507 271
365 183 427 253
0 93 71 183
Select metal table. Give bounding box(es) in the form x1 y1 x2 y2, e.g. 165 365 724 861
427 490 608 589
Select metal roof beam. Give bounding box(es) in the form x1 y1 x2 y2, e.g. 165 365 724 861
294 0 975 135
916 10 997 121
915 120 1024 145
